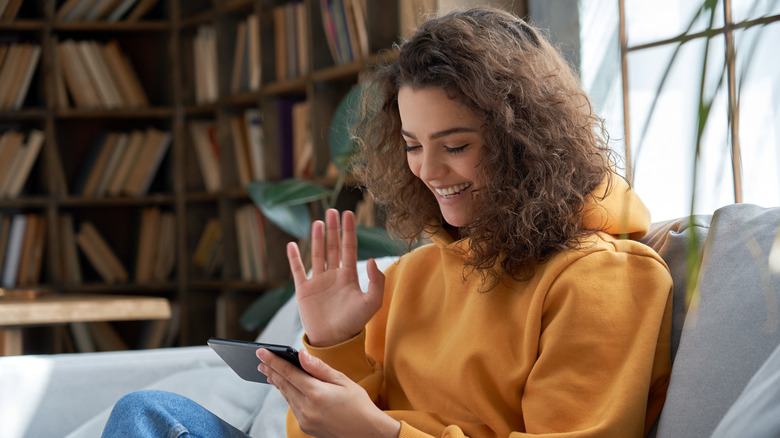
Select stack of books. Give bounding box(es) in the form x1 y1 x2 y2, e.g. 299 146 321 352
0 130 45 199
73 127 171 197
0 213 46 288
55 0 160 22
0 43 42 111
56 39 149 109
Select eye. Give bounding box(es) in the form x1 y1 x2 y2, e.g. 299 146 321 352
445 145 468 154
405 144 421 153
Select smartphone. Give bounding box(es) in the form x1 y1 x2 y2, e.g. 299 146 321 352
208 337 303 384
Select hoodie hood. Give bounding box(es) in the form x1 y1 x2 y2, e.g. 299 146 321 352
581 173 651 240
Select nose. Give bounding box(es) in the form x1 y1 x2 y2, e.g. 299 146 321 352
417 148 447 182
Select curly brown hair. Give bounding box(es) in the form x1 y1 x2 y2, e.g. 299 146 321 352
353 7 617 285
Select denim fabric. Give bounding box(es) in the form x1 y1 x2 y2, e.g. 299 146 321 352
101 390 250 438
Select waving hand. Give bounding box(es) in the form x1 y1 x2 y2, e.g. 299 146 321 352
286 209 385 347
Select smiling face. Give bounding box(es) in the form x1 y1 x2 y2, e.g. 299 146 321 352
398 86 486 228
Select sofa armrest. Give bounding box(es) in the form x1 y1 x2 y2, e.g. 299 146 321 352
0 345 221 438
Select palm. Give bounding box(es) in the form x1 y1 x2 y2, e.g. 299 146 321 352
287 209 384 347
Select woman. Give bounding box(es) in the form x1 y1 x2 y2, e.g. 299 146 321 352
103 7 672 438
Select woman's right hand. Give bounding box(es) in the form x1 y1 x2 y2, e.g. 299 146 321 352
286 209 385 347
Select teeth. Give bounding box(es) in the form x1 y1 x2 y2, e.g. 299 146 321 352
435 183 471 198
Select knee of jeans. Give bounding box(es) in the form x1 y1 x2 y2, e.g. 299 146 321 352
115 390 176 412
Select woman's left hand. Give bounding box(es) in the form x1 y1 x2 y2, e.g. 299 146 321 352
257 348 401 438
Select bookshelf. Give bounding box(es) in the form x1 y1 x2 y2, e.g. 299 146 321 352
0 0 401 352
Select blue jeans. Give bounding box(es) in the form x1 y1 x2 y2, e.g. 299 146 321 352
101 390 251 438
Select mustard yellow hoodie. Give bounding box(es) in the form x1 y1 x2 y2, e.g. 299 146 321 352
288 177 673 438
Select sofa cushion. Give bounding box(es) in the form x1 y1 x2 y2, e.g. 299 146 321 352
710 340 780 438
655 203 780 438
640 214 711 364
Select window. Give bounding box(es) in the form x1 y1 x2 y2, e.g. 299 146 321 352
581 0 780 220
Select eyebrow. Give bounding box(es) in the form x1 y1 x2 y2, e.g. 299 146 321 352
400 127 479 141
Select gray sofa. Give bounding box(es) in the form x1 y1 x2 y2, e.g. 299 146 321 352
1 203 778 438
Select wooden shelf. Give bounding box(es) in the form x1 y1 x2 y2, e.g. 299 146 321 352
0 0 401 351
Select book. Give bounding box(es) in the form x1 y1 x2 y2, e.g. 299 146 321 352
53 49 71 108
285 3 297 78
135 129 172 195
77 221 128 283
273 6 287 80
78 40 123 108
1 214 26 287
106 129 144 196
81 132 119 197
244 109 265 181
106 0 139 22
5 129 45 199
125 0 159 21
192 217 221 269
138 317 169 349
59 214 82 285
14 213 38 287
347 0 369 59
73 0 103 21
73 132 109 196
58 39 102 108
0 214 10 281
319 0 341 64
83 0 124 21
193 25 218 104
122 127 171 196
27 212 47 285
89 321 129 351
0 131 25 196
100 39 149 107
247 14 261 90
152 211 175 282
188 120 221 193
292 100 313 179
230 114 252 186
295 2 309 75
134 207 160 284
230 20 248 94
1 0 22 19
331 0 354 63
1 43 33 109
0 44 24 110
56 0 91 21
0 45 9 69
95 132 130 196
18 213 46 286
70 322 96 352
10 43 41 110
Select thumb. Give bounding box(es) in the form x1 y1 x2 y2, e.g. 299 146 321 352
299 349 344 384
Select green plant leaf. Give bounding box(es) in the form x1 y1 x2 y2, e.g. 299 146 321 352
356 225 406 259
257 179 332 207
329 83 367 170
239 281 296 332
247 180 325 239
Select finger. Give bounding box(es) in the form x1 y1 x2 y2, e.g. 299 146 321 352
310 220 325 274
298 349 345 385
341 211 358 269
286 242 307 285
257 349 306 402
258 349 325 394
325 209 341 270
